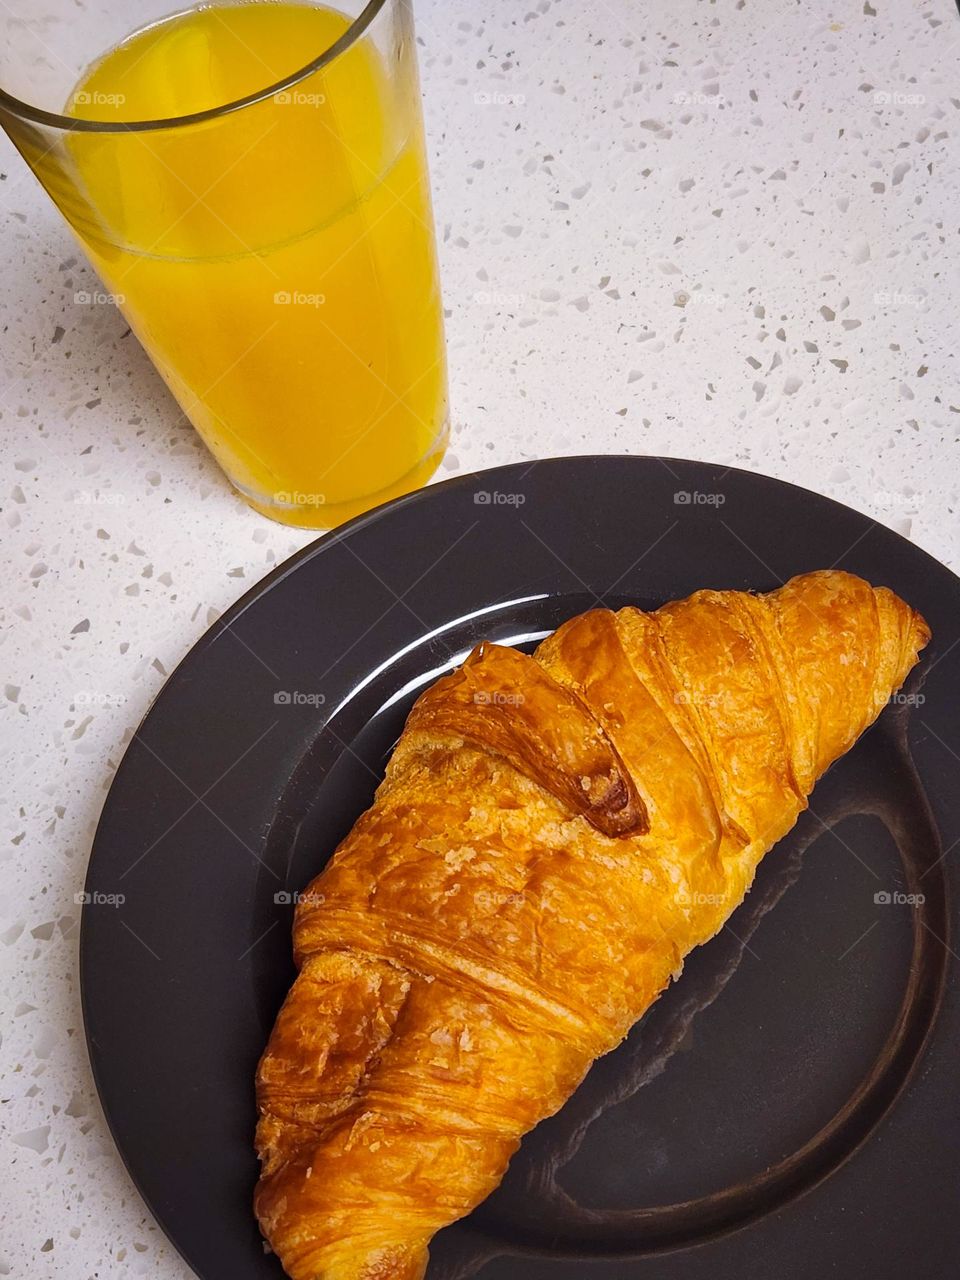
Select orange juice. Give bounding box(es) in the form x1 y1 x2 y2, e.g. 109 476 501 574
59 2 448 527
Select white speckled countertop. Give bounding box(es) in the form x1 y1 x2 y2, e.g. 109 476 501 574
1 0 958 1275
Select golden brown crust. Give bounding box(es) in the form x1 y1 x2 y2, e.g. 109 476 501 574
254 570 929 1280
404 639 648 837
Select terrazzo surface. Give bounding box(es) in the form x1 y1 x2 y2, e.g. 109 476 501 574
1 0 958 1276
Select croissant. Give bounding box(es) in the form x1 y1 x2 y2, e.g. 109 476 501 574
254 569 929 1280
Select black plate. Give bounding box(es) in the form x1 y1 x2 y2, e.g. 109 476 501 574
81 456 960 1280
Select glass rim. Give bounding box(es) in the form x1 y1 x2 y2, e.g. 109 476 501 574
0 0 390 134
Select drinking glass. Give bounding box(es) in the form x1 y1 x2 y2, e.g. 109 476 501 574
0 0 449 527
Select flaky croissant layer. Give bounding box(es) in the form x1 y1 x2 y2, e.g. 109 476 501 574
255 570 929 1280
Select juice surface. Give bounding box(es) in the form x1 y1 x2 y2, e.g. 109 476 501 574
62 2 448 526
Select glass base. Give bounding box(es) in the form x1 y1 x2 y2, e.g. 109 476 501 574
230 419 450 530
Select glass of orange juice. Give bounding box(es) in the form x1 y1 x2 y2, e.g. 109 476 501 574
0 1 449 528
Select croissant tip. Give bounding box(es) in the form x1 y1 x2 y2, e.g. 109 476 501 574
912 608 932 651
